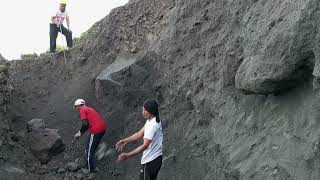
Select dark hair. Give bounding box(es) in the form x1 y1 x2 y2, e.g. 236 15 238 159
143 100 160 123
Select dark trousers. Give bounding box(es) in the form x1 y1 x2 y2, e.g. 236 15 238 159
49 23 73 53
140 156 162 180
86 132 105 172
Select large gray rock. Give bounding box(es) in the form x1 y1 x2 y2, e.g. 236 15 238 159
95 52 160 133
27 118 46 132
95 52 158 108
235 0 318 94
28 128 65 164
95 53 138 105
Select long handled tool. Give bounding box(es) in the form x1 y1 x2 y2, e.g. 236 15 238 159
59 25 67 65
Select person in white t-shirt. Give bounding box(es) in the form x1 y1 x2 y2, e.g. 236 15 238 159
49 0 73 54
116 100 163 180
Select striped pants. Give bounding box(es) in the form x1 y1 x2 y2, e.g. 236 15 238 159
86 132 105 172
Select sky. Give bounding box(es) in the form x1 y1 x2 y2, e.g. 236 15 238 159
0 0 128 60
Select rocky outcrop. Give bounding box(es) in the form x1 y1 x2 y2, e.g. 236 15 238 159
6 0 320 179
27 118 46 132
26 118 65 164
95 53 139 105
0 63 11 161
235 0 319 94
28 128 65 164
95 52 161 128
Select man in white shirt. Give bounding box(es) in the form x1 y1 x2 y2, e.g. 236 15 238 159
116 100 163 180
49 0 73 54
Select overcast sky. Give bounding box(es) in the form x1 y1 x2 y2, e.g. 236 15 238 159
0 0 128 60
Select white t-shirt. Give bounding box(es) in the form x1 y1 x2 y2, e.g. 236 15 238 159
53 10 68 24
141 117 163 164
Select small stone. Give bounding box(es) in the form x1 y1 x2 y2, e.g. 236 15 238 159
37 168 49 174
58 168 66 174
65 162 80 172
64 153 71 161
81 168 90 175
283 132 291 139
74 172 84 180
17 131 26 140
27 118 46 132
272 169 278 175
88 174 95 180
186 91 192 99
66 172 73 177
50 166 59 172
29 166 36 173
131 46 139 53
9 132 20 142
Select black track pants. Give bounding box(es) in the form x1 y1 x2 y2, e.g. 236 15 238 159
140 156 163 180
85 132 105 172
49 23 73 53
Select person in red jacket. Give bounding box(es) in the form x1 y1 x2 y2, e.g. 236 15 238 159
73 99 107 172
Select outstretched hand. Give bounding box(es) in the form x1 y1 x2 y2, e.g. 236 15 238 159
116 153 129 163
115 139 128 152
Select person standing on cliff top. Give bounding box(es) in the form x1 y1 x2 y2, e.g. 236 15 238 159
50 0 73 55
116 100 163 180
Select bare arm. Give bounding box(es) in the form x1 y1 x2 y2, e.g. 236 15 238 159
51 16 57 24
125 127 144 142
126 138 151 158
115 127 144 151
117 138 151 162
66 16 70 30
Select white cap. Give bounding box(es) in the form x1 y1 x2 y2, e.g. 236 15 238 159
74 99 85 108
